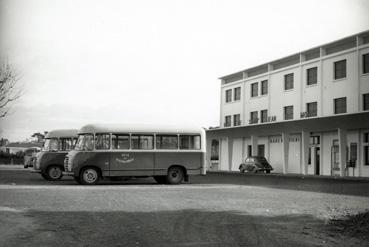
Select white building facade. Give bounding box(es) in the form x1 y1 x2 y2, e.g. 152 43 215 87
207 30 369 177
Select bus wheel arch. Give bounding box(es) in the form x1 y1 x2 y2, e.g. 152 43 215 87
79 166 102 185
166 165 187 184
44 164 64 181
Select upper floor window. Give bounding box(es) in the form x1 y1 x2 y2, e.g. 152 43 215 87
363 93 369 111
156 135 178 149
131 135 154 150
284 73 294 90
225 89 232 103
95 134 110 150
260 110 268 123
364 53 369 74
233 114 241 126
234 87 241 101
334 97 347 114
307 67 317 85
224 115 231 127
284 105 293 120
251 82 258 97
334 59 346 80
250 111 258 124
307 102 317 117
112 134 130 149
261 80 268 95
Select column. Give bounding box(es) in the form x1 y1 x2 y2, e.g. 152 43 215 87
301 131 309 175
205 137 212 171
338 128 347 177
251 135 258 156
228 137 233 171
282 132 289 174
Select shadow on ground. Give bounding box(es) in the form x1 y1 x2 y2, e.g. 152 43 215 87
192 172 369 197
1 209 368 247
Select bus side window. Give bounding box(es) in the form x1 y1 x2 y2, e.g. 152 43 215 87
131 135 154 150
58 139 64 151
59 138 73 151
156 135 178 149
112 134 130 149
179 135 201 150
95 134 110 150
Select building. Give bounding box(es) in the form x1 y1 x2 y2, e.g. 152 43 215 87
206 30 369 177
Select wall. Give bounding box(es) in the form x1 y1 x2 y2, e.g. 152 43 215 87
220 138 229 170
268 135 283 173
231 138 243 171
288 134 301 174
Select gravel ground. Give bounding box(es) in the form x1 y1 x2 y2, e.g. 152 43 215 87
0 169 368 246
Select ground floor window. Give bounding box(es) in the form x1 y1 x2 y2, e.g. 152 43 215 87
332 139 340 170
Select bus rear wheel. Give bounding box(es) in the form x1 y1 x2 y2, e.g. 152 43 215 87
45 165 63 181
80 167 100 185
166 166 184 185
153 176 167 184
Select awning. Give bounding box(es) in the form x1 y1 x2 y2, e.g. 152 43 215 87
207 112 369 139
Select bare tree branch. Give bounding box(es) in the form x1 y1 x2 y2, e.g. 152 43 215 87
0 61 22 118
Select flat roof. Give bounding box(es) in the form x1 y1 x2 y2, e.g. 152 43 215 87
79 124 205 134
220 29 369 80
45 129 79 138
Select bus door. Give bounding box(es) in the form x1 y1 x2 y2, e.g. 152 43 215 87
110 134 154 176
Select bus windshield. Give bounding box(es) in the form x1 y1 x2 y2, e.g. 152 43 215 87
75 134 94 151
43 138 59 151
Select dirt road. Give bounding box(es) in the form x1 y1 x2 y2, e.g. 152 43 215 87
0 169 368 246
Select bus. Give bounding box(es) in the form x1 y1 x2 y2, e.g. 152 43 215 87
63 124 206 185
32 129 78 180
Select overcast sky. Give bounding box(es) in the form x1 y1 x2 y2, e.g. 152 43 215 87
0 0 369 141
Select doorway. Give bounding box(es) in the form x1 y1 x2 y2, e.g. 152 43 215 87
314 147 320 175
248 145 252 157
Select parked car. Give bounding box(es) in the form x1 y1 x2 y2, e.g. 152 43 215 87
239 156 273 173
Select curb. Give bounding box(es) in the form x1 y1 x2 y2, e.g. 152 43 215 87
207 170 369 182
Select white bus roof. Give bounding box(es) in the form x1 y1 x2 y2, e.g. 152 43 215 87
79 124 205 135
45 129 79 138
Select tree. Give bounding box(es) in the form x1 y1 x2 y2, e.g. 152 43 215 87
31 132 45 143
0 61 22 118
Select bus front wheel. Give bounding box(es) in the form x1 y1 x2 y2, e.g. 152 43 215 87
166 166 184 185
80 167 100 185
45 165 63 181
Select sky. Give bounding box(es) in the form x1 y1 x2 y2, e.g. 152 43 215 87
0 0 369 141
